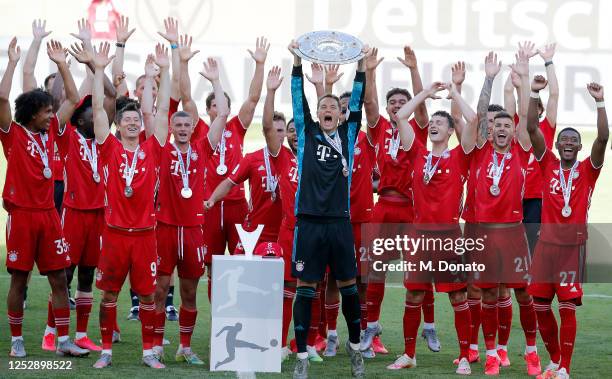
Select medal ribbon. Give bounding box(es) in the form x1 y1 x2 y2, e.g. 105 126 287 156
25 130 50 171
172 143 191 190
78 132 98 177
389 128 400 160
323 131 348 174
263 147 278 193
491 151 508 188
424 149 448 182
123 146 140 188
559 160 578 211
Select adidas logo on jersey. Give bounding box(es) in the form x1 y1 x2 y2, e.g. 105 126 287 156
258 165 265 171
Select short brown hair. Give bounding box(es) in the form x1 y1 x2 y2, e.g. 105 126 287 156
317 94 340 108
272 111 286 123
170 110 193 124
386 88 412 103
205 91 232 110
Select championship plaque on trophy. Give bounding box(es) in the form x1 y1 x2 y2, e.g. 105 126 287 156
293 30 366 64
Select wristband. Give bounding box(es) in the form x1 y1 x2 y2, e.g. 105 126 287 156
530 91 540 99
545 61 553 67
115 42 125 48
596 101 605 108
170 43 178 49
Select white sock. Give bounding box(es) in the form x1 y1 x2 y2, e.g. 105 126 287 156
366 321 379 329
423 322 435 330
470 344 479 351
486 349 498 357
44 326 56 335
306 345 316 352
327 329 337 337
11 336 23 342
497 344 507 351
349 342 360 351
75 332 87 340
297 352 308 359
143 349 153 357
525 345 537 354
102 349 112 355
57 335 69 343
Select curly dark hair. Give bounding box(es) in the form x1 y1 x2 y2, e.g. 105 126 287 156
385 88 412 103
14 89 54 126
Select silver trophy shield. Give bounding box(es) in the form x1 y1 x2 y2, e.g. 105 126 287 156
294 30 365 64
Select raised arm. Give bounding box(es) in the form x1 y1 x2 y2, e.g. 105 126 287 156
364 47 384 130
538 43 559 126
476 51 501 147
239 37 269 128
263 66 284 155
449 82 478 153
23 19 51 92
92 42 114 144
200 57 229 147
396 82 444 150
152 44 170 145
177 34 200 123
288 40 313 133
503 73 518 118
204 179 235 210
48 40 79 127
0 38 20 131
157 17 180 101
587 83 608 167
528 75 548 159
141 54 158 138
398 46 428 128
324 64 344 95
112 16 135 97
512 48 532 150
450 61 466 139
305 63 324 98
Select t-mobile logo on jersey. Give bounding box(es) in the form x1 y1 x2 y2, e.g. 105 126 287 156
78 144 99 161
169 160 193 177
119 162 142 178
317 144 332 162
26 141 47 158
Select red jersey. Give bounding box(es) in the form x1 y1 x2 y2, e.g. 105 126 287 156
369 116 427 201
524 117 556 199
408 143 470 227
229 148 282 240
461 155 479 223
53 141 64 181
192 116 246 201
155 138 215 227
98 135 162 229
270 146 299 229
1 117 60 210
350 131 376 223
56 124 105 210
538 149 600 245
474 142 530 223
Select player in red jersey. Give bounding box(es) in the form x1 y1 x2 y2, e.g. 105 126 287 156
178 37 269 300
360 47 438 355
90 42 169 369
527 79 608 379
385 79 477 374
1 38 89 358
152 36 229 365
260 66 300 361
471 49 541 376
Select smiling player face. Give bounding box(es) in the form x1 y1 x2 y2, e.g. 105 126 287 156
428 115 452 144
386 94 409 124
556 129 582 163
492 116 514 150
117 110 142 140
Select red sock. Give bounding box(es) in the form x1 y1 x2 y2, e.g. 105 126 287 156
422 290 435 324
319 279 327 337
47 299 55 328
325 301 340 331
453 300 471 359
8 310 23 337
559 302 577 373
179 306 197 348
307 289 321 346
99 301 116 350
75 296 93 334
114 317 121 334
403 301 422 357
54 307 70 338
481 300 498 351
533 300 560 363
282 287 296 346
518 298 537 347
360 301 367 331
153 310 165 347
366 282 385 323
468 297 481 346
139 301 156 351
497 296 512 346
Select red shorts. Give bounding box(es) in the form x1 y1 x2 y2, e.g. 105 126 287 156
61 207 104 267
404 228 467 293
470 224 530 289
277 224 295 282
156 222 206 279
5 207 69 274
203 198 248 264
372 197 414 223
527 241 584 302
96 227 157 296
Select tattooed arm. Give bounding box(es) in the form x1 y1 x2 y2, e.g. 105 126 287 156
476 51 501 148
